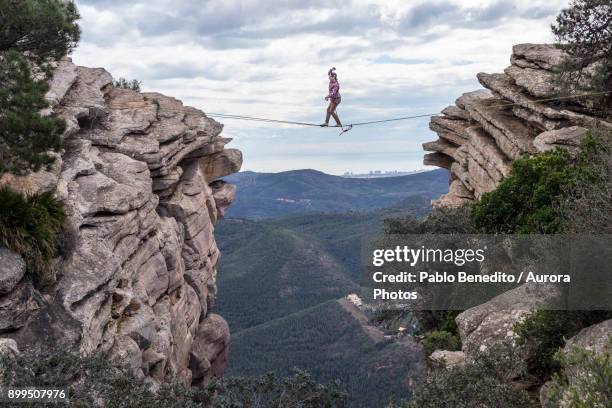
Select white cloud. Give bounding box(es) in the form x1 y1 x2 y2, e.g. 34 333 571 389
71 0 570 174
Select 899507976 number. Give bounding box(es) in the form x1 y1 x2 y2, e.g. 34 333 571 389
1 388 68 402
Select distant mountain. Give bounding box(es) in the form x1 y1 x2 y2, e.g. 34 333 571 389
229 299 425 408
221 168 449 219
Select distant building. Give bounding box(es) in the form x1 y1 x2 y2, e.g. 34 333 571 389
341 169 428 179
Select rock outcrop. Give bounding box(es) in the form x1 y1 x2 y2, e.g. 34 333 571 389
0 58 242 386
424 44 612 403
455 283 561 358
540 319 612 407
429 350 466 368
424 43 612 207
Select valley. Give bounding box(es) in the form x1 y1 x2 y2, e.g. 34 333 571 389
213 169 449 406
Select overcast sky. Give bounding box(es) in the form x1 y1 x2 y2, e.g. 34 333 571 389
72 0 569 174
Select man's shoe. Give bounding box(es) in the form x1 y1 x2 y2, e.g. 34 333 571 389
320 123 329 127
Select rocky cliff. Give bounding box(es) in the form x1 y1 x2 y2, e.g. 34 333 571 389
0 58 242 387
424 43 612 207
424 44 612 387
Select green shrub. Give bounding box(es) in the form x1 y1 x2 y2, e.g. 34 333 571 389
0 50 65 174
421 330 460 357
388 342 534 408
472 132 610 234
551 0 612 116
0 0 81 174
514 310 612 382
560 129 611 233
113 77 142 92
0 351 348 408
384 205 475 235
0 0 80 62
0 187 66 279
472 149 574 234
545 336 612 408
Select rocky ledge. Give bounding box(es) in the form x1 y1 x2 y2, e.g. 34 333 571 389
0 58 242 387
424 43 612 207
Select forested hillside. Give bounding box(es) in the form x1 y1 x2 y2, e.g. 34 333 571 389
228 299 425 408
214 198 432 332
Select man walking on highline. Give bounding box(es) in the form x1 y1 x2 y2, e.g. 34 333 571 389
321 67 342 128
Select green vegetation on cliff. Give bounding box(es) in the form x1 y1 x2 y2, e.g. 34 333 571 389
472 131 611 234
0 351 347 408
514 310 612 382
0 1 76 279
546 336 612 407
552 0 612 115
0 0 80 174
0 188 66 279
380 131 611 404
390 342 534 408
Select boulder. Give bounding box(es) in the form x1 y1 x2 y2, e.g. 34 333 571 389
0 338 19 356
564 319 612 355
533 126 589 154
429 350 466 368
0 247 26 295
540 319 612 407
504 65 556 98
456 283 562 357
510 44 565 71
44 58 79 109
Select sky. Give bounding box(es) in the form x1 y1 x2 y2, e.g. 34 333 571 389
71 0 570 175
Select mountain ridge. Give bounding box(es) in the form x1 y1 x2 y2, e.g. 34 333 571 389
222 168 449 219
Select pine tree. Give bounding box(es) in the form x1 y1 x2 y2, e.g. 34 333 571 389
0 0 80 174
0 50 65 174
0 0 81 62
552 0 612 114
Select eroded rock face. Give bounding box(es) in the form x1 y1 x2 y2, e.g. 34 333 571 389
0 58 241 386
424 44 612 207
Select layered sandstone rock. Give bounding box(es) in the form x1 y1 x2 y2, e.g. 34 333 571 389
424 46 612 403
0 58 242 386
424 43 612 207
